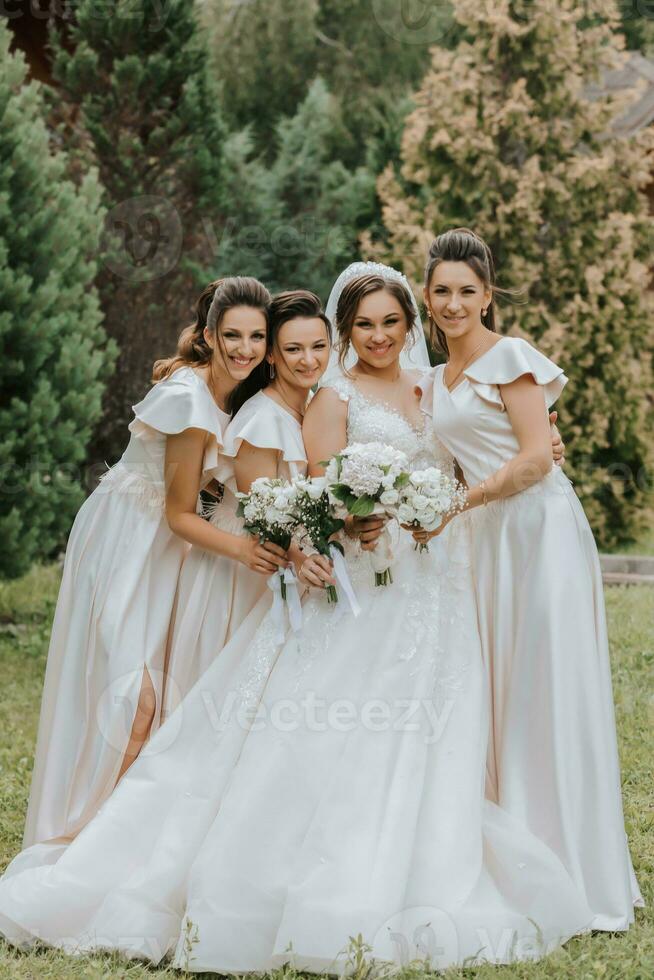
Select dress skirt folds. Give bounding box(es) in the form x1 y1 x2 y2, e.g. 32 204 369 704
22 367 229 848
419 337 643 931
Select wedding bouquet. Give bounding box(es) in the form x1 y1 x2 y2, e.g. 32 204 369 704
292 476 350 605
236 477 299 600
324 442 410 586
397 468 467 552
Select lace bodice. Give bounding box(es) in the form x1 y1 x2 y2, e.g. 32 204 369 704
323 374 454 475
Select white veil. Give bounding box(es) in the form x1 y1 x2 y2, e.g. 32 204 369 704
324 260 431 376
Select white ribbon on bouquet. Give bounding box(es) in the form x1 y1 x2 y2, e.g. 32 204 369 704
268 567 303 644
328 543 361 619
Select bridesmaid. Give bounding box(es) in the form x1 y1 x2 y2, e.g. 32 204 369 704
162 290 335 713
415 227 642 930
23 276 287 849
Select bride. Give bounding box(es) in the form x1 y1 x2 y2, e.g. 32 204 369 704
0 263 591 973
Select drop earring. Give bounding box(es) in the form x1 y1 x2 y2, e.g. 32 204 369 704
268 362 276 380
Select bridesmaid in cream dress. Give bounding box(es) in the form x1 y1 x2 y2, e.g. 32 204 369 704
162 290 335 713
416 228 642 931
22 277 291 849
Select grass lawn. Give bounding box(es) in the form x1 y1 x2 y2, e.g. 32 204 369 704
0 565 652 979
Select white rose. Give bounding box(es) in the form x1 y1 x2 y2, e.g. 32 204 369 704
380 488 399 506
307 479 325 500
423 515 443 532
397 503 414 523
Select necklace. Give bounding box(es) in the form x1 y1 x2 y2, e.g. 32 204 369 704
445 339 490 392
269 386 305 422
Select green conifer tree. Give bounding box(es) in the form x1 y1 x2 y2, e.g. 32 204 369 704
0 22 114 577
49 0 227 461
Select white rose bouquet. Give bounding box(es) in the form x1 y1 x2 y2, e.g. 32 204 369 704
397 467 467 552
292 476 345 603
324 442 410 586
236 477 300 600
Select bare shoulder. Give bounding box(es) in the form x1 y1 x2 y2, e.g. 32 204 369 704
304 385 348 421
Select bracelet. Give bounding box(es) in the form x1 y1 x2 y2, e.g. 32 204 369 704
479 480 489 506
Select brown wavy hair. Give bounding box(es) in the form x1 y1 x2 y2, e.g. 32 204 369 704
152 276 271 384
424 228 505 355
335 274 418 372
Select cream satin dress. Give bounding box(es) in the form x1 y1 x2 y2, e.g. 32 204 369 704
162 389 308 715
419 336 642 931
22 367 229 848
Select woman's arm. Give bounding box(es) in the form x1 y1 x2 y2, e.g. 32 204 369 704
466 374 553 507
164 429 288 575
412 376 553 546
302 387 348 476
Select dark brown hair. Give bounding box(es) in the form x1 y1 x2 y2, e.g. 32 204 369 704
424 228 500 355
335 274 417 372
152 276 271 385
269 289 331 348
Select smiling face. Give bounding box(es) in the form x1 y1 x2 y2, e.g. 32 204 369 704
205 305 268 381
424 261 492 343
269 316 331 391
349 288 409 371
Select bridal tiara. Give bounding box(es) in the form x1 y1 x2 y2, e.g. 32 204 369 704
328 261 414 301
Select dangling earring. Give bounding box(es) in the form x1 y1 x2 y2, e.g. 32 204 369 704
268 362 276 380
481 308 488 320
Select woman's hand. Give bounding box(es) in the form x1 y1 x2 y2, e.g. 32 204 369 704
345 514 387 552
240 535 289 576
297 554 336 589
402 512 454 546
549 411 565 466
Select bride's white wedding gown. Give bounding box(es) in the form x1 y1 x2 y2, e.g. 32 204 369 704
0 377 592 972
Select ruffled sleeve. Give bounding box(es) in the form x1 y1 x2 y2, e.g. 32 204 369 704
215 393 306 485
129 367 228 443
463 337 568 410
128 367 229 482
414 367 437 418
